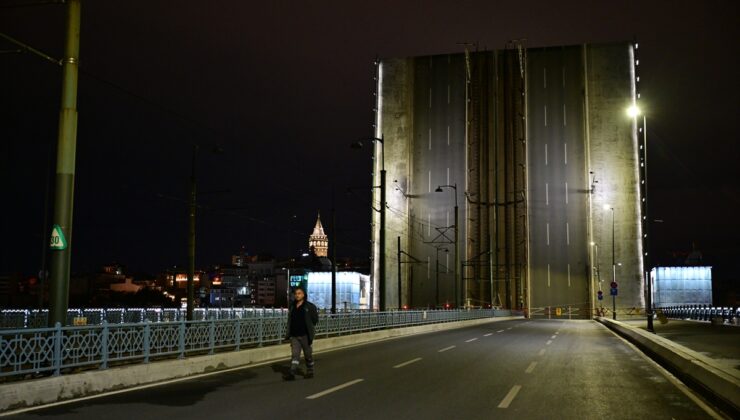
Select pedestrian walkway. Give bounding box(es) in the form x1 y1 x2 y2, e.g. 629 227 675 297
623 319 740 373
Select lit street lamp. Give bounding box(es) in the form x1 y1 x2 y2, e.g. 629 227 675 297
435 184 459 307
352 135 386 311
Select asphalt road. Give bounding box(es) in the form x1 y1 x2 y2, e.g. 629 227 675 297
407 54 466 307
5 319 716 419
528 46 591 317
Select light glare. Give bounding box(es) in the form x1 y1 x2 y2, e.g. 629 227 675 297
627 104 641 118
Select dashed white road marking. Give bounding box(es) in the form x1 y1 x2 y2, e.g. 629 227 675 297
506 327 512 330
551 335 557 339
484 333 493 337
465 338 478 343
438 345 456 353
538 349 546 356
555 331 559 335
306 379 364 400
525 361 538 374
497 385 522 408
393 357 423 369
497 330 504 333
546 340 553 345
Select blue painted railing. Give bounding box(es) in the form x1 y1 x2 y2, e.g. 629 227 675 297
0 309 512 380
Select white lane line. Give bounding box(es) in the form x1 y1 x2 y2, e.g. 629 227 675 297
428 170 431 194
554 331 559 335
551 335 557 339
546 340 553 345
428 128 432 150
306 379 364 400
525 361 538 374
447 125 450 145
438 345 456 353
447 167 450 185
484 333 493 337
564 142 568 165
567 264 571 287
538 349 546 356
544 105 548 126
394 357 423 369
497 385 522 408
543 67 547 88
547 263 551 287
506 327 512 330
544 143 548 165
563 103 567 126
546 223 550 245
465 338 478 343
497 329 504 333
565 182 568 204
566 222 570 245
545 183 549 206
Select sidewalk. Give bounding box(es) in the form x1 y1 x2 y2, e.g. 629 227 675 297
622 319 740 374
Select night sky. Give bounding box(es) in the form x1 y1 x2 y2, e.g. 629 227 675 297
1 1 738 293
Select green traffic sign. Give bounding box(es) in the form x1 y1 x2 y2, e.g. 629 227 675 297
49 224 68 250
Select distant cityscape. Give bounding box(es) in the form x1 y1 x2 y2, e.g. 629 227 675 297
0 214 370 310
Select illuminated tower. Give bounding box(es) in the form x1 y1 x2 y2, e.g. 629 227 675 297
308 213 328 257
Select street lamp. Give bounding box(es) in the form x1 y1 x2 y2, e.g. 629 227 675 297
435 184 459 307
352 135 386 311
603 204 616 320
628 103 653 332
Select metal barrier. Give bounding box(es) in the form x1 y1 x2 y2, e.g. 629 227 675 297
0 309 511 380
0 308 290 329
659 305 739 324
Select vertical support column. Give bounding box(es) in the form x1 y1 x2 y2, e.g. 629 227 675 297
49 0 81 328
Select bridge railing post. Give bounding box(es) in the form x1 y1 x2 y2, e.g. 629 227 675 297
258 314 264 347
143 321 151 363
235 318 241 351
209 319 215 355
178 319 185 359
100 321 109 369
53 322 62 376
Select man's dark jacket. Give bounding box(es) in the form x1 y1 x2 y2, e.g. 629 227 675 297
286 301 319 344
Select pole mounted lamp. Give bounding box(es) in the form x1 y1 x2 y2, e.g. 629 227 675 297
352 135 386 311
628 104 654 332
435 184 459 308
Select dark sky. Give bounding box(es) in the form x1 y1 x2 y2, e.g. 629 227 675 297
1 1 738 282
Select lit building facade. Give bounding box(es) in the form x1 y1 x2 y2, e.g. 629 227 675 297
308 213 329 257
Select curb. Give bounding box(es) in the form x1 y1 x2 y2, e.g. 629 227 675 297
596 317 740 416
0 316 519 412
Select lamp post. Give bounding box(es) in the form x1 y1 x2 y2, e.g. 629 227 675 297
352 135 386 311
629 104 653 332
186 145 224 321
48 0 81 327
435 247 448 308
435 184 459 307
603 204 616 320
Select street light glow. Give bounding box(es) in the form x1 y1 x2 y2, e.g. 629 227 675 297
627 104 641 118
603 204 611 211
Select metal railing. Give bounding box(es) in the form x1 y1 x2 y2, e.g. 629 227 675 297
0 308 289 329
659 305 739 324
0 309 511 380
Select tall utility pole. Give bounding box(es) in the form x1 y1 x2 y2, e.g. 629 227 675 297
610 206 616 320
187 145 197 321
48 0 81 327
397 236 402 309
379 143 386 312
331 191 337 314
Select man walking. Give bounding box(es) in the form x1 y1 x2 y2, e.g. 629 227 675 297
285 287 319 380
